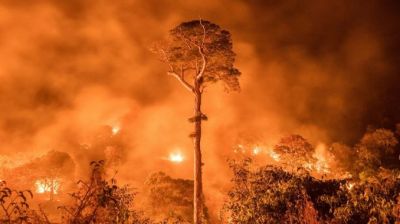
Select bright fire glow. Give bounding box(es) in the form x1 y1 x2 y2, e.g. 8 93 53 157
35 179 60 194
252 146 262 155
303 162 313 170
313 143 332 174
169 152 184 163
267 149 280 161
234 144 245 154
346 182 355 190
111 126 120 135
314 162 330 173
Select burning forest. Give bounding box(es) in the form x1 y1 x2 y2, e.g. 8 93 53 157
1 0 400 223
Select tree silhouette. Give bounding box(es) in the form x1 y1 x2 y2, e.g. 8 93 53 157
153 19 240 223
274 134 316 169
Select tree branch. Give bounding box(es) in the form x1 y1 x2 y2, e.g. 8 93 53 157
197 20 207 81
196 46 206 81
199 19 206 48
167 71 194 93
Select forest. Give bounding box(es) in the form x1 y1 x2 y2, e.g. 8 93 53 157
1 0 400 223
1 125 400 223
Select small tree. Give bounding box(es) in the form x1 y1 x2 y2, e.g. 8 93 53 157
59 161 149 224
153 19 240 224
0 181 33 223
143 172 209 223
355 129 398 177
329 142 356 175
0 181 49 223
223 159 320 224
224 159 400 224
274 135 316 169
359 128 398 154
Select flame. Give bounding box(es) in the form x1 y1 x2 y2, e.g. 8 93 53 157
234 144 245 154
312 143 332 174
35 178 60 194
252 146 262 155
169 152 184 163
111 126 120 135
314 162 330 173
303 162 313 170
346 182 355 190
267 149 280 161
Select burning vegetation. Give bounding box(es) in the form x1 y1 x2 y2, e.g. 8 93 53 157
1 126 400 223
35 178 60 195
1 1 400 224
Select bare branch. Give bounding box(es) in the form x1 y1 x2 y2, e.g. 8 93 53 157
195 59 199 74
160 49 174 71
167 71 194 93
196 46 206 81
178 27 193 50
196 19 207 81
199 19 206 48
162 47 195 92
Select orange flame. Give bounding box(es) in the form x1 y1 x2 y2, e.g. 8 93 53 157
35 178 60 194
169 152 184 163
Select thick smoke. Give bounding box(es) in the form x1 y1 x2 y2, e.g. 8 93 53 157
1 0 400 220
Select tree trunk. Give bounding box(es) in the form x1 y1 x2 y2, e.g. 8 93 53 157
193 81 203 224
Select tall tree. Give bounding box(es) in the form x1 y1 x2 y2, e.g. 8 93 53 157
153 20 240 223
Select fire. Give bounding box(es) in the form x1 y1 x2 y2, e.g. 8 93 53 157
314 162 330 173
252 146 262 155
303 162 313 170
234 144 245 154
111 126 120 135
267 149 280 161
169 152 184 163
313 143 333 174
346 182 355 190
35 178 60 194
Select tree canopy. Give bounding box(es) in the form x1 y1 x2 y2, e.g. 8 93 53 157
153 20 241 92
274 134 316 169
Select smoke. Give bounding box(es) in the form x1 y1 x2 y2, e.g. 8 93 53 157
1 0 400 220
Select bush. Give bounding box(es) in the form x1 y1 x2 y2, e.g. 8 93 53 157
223 158 400 224
59 160 151 224
143 172 209 223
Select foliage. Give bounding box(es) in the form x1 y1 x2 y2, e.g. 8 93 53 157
1 150 74 192
330 168 400 224
152 19 241 224
0 180 49 224
59 160 150 224
327 128 400 179
354 129 398 178
355 129 398 173
329 143 356 174
360 129 398 154
223 159 319 224
143 172 209 223
0 180 32 223
223 158 400 224
274 134 316 169
152 20 240 92
0 160 152 224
